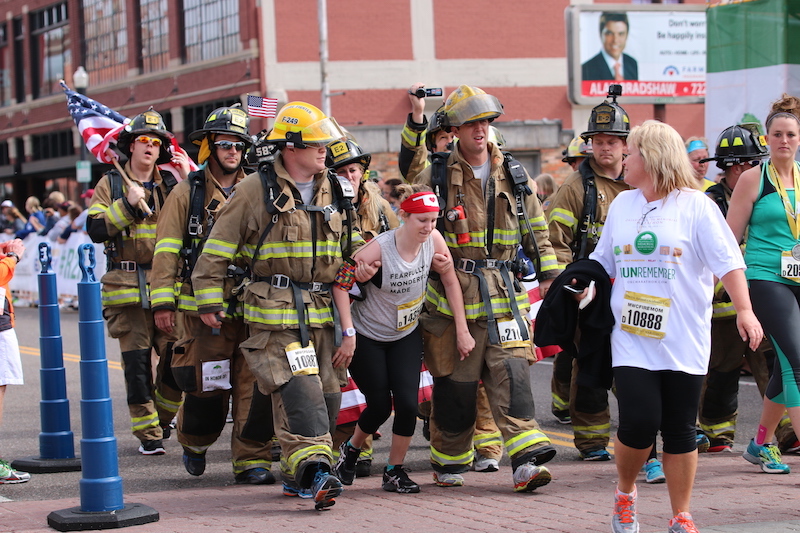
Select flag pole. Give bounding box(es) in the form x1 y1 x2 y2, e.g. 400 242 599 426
104 150 153 217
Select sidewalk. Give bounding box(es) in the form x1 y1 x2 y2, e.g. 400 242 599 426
2 451 799 533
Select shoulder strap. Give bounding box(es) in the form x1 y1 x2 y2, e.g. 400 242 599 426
179 171 206 279
160 169 178 195
502 151 540 276
705 183 728 218
574 157 597 260
430 151 449 234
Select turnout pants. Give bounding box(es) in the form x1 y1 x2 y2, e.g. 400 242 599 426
423 317 551 474
103 305 183 443
239 326 346 488
172 315 274 474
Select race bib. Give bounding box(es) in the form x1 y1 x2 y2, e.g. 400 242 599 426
201 359 232 392
620 291 671 340
780 250 800 282
285 341 319 376
497 318 531 349
396 294 424 331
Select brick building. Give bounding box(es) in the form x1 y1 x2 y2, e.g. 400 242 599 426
0 0 705 204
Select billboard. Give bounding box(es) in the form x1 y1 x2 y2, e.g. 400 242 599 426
566 4 707 105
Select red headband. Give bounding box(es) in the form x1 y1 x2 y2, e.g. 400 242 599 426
400 192 440 213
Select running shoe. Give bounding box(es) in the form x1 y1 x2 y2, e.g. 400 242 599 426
512 462 552 492
138 439 165 455
234 467 275 485
707 439 733 453
432 471 464 487
310 469 343 510
743 439 790 474
182 450 206 476
696 432 710 453
553 410 572 425
0 460 30 484
611 488 639 533
382 466 420 494
282 482 313 498
782 439 800 454
473 452 500 472
668 512 700 533
643 458 665 484
332 440 360 485
580 448 611 461
355 459 372 478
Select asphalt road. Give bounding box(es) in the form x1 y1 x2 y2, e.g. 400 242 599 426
0 305 764 503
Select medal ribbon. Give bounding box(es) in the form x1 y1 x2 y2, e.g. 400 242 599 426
767 160 800 240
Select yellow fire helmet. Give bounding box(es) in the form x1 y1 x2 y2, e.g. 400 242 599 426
442 85 504 129
265 101 346 147
562 137 593 162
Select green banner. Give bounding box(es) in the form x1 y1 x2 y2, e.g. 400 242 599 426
707 0 800 73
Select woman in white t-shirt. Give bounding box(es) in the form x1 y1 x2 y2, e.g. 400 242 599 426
588 120 763 533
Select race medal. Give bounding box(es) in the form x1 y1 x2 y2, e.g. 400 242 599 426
497 318 531 349
285 341 319 376
620 291 671 340
201 359 232 391
780 250 800 282
396 294 424 331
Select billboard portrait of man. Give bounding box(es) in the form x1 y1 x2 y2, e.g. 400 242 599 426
582 12 639 81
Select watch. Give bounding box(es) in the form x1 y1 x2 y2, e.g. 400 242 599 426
343 327 356 337
5 252 19 264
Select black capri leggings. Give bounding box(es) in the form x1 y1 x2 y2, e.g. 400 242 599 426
614 366 704 455
348 329 423 437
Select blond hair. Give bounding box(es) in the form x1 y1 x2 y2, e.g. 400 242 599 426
627 120 696 197
766 93 800 132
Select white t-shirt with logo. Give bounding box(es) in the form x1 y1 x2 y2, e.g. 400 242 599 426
589 188 745 375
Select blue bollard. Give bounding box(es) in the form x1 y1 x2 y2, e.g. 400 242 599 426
12 243 81 473
48 244 158 531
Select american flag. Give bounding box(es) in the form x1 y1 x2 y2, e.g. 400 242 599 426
62 82 198 178
247 95 278 118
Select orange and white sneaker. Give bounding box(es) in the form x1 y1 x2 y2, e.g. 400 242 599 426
668 512 700 533
611 487 639 533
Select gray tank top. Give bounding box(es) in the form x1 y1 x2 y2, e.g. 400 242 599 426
351 228 435 341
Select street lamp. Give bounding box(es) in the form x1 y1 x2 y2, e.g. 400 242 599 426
73 67 90 192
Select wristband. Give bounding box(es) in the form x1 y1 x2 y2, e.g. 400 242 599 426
6 252 19 264
334 259 356 291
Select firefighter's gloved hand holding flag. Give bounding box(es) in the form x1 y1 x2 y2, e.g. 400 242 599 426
61 80 198 181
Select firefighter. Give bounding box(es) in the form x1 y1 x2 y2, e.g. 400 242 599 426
543 86 632 461
561 137 593 172
412 85 560 491
150 104 275 483
191 101 362 510
699 124 798 453
87 108 188 455
399 82 454 182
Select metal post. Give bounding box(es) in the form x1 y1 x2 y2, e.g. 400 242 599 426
11 243 81 473
318 0 330 116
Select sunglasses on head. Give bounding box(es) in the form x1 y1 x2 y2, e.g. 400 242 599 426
214 140 246 152
134 135 163 147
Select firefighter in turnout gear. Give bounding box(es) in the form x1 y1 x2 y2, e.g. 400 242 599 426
150 104 276 483
412 85 560 491
87 108 189 455
191 101 363 510
699 124 798 453
399 82 455 182
543 85 631 460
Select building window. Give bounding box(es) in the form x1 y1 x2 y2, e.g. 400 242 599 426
30 3 70 99
0 141 9 166
83 0 127 84
140 0 169 73
0 25 10 107
183 98 240 138
32 130 73 161
184 0 240 63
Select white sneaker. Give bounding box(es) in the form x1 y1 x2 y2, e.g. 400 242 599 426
512 462 551 492
432 471 464 487
473 452 499 472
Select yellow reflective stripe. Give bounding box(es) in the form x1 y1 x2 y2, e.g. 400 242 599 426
712 301 736 318
132 224 157 239
549 208 577 229
283 444 332 476
401 124 424 146
430 446 474 467
183 444 210 454
88 204 110 216
150 287 176 307
551 393 568 411
505 430 551 457
698 420 734 438
473 431 502 450
493 227 522 246
155 390 182 414
195 287 224 307
244 305 334 326
108 201 131 231
572 424 611 439
203 238 237 259
131 412 159 432
520 215 548 236
255 240 342 260
177 294 198 311
232 459 272 474
102 288 141 306
426 284 529 319
443 231 486 248
154 238 182 255
539 254 562 272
